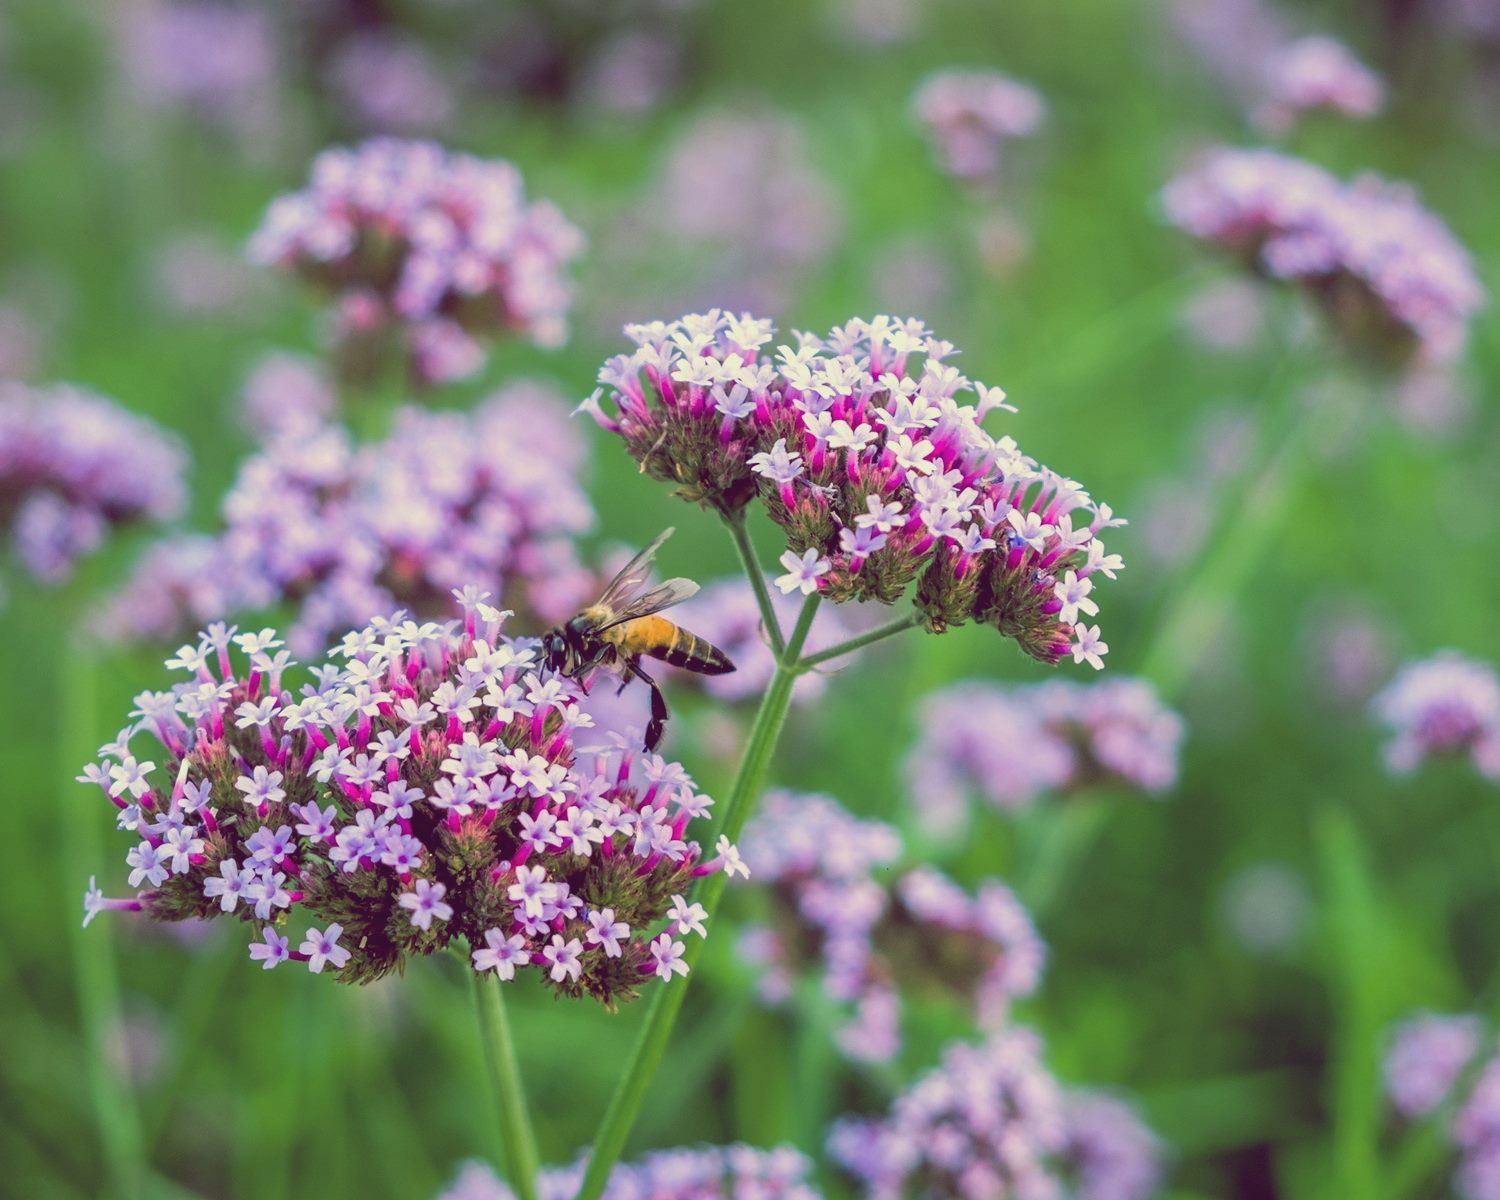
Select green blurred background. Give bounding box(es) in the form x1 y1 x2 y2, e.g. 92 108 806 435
2 0 1497 1196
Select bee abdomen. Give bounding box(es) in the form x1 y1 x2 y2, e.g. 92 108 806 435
648 626 736 676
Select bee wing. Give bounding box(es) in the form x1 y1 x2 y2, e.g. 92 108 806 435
596 577 701 629
596 527 676 610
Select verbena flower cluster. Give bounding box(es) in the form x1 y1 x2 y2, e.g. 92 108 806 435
240 351 337 442
1252 36 1384 133
1371 652 1500 780
907 678 1184 835
1384 1012 1485 1120
739 791 1045 1064
665 576 857 704
102 383 594 655
438 1144 819 1200
827 1030 1160 1200
81 597 747 1003
911 69 1045 188
248 138 584 385
1162 148 1484 367
0 382 187 588
582 311 1123 668
1383 1013 1500 1199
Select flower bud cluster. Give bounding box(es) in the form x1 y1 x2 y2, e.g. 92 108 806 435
907 677 1184 834
0 382 187 588
739 791 1045 1064
1162 148 1484 367
249 138 584 384
583 311 1123 667
1372 652 1500 780
102 383 594 655
82 595 745 1005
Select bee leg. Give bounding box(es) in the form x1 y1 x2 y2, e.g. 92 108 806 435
626 659 670 752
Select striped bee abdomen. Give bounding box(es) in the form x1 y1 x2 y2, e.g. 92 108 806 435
627 617 736 676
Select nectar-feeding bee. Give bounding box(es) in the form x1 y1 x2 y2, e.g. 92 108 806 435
542 528 735 751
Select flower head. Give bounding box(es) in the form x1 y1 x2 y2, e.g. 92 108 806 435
248 138 584 384
739 791 1044 1064
1384 1012 1484 1120
907 677 1184 835
1372 652 1500 780
586 312 1122 664
1253 36 1384 133
828 1030 1159 1197
102 383 594 654
1163 148 1484 367
912 69 1045 187
0 383 186 591
81 599 741 1003
437 1142 820 1199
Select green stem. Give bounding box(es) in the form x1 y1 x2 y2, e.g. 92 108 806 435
574 593 820 1200
472 971 542 1200
796 609 924 672
63 642 149 1200
725 513 785 657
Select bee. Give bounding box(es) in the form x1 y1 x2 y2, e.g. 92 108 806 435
542 528 735 751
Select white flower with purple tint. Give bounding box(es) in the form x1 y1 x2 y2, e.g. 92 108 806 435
774 548 831 596
398 879 454 931
249 926 290 971
300 924 351 974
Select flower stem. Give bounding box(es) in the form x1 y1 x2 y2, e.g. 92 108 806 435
724 512 785 657
796 608 924 672
574 594 820 1200
62 641 149 1200
471 970 542 1200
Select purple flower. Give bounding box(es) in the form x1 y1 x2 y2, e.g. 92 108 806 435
827 1030 1068 1195
912 69 1045 188
241 352 336 442
249 138 584 384
0 383 186 588
1163 147 1484 367
324 34 454 136
907 677 1184 835
101 382 595 655
1372 652 1500 780
436 1142 820 1200
586 312 1122 666
1384 1013 1485 1120
740 791 1044 1064
1253 36 1384 133
81 597 740 1002
1056 1091 1164 1200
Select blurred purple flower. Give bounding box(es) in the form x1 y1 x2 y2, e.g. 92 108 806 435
830 1029 1159 1199
1252 36 1384 133
1180 278 1268 352
240 351 337 442
82 597 740 1000
325 34 456 135
1162 148 1484 367
585 311 1124 667
153 232 265 318
1385 1013 1485 1120
102 382 594 654
117 0 279 137
439 1143 820 1199
739 791 1045 1064
1372 652 1500 780
0 383 187 587
912 69 1045 189
1057 1091 1165 1200
249 138 584 385
907 678 1184 835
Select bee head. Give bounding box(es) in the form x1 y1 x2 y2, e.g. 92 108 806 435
541 629 574 674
